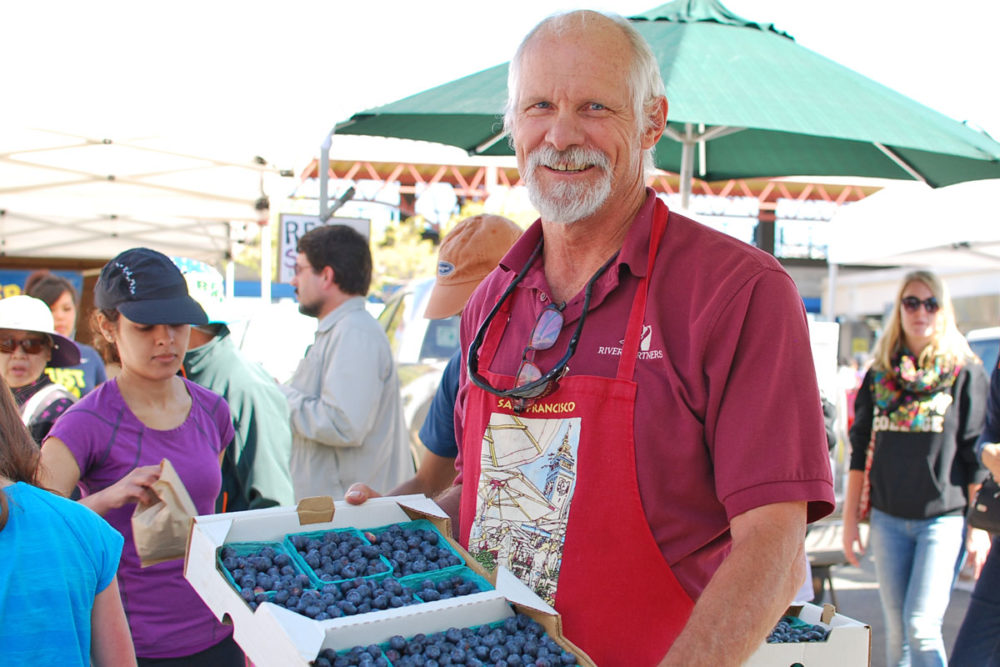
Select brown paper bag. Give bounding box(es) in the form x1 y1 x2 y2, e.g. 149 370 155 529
131 458 199 567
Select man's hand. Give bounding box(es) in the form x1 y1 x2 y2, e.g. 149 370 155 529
345 483 381 505
983 443 1000 477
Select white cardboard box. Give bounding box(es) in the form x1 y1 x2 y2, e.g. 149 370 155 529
744 602 871 667
184 495 594 667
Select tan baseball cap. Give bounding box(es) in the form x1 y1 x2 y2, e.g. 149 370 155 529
424 214 522 319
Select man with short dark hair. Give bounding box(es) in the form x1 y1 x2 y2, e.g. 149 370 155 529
281 225 412 500
434 10 835 666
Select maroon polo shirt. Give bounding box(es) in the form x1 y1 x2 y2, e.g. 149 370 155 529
456 190 835 598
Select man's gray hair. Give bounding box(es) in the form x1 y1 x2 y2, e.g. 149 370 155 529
502 10 665 175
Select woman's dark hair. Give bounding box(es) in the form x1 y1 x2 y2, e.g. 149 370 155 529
0 377 43 531
23 270 77 307
89 309 122 365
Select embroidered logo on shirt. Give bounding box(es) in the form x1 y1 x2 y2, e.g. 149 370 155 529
596 324 664 359
639 324 652 352
437 261 456 277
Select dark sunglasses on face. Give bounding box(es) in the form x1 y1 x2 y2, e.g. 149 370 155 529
901 296 940 314
467 242 616 412
0 336 50 355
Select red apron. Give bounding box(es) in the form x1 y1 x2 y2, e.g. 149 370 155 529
459 204 694 665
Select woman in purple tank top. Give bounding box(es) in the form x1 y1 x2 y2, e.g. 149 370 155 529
38 248 242 666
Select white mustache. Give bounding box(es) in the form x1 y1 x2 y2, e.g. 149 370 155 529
526 146 610 174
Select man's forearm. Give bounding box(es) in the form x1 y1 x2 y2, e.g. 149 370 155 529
658 502 807 666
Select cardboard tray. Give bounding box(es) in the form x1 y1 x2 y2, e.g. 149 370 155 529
744 602 871 667
185 494 595 667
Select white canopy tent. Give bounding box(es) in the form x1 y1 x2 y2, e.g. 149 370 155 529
0 128 295 267
825 179 1000 319
827 179 1000 267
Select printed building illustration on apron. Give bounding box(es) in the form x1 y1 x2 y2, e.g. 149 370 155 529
468 414 580 604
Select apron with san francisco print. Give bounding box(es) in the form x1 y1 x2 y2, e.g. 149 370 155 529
458 203 694 665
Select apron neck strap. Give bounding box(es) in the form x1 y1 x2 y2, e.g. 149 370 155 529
478 273 517 366
617 201 669 381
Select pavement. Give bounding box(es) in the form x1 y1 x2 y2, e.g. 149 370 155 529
811 545 974 667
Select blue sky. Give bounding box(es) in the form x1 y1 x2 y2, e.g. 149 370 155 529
6 0 998 171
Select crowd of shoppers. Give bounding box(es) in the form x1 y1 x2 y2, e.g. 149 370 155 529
0 13 995 662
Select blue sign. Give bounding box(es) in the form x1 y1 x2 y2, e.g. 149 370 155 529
0 270 84 300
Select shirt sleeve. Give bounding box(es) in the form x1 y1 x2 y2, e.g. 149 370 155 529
418 352 461 458
45 402 98 479
958 364 989 484
216 397 236 457
849 368 875 471
977 362 1000 462
91 511 125 593
704 268 835 522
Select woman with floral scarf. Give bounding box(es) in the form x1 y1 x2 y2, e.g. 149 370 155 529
842 270 988 667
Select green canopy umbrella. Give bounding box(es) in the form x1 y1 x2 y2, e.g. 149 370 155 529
334 0 1000 210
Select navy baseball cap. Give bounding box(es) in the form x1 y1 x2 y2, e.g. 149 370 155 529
95 248 208 325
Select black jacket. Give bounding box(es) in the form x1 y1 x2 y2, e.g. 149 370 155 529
849 363 989 519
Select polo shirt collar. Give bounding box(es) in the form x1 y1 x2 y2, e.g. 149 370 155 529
618 187 660 280
317 295 366 333
498 189 661 318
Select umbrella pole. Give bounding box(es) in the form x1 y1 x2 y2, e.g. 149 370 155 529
825 263 838 322
679 123 695 210
320 131 333 221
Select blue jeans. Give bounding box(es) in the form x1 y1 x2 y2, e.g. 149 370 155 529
951 534 1000 666
869 508 965 667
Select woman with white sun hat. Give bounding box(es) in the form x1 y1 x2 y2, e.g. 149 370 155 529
0 295 80 443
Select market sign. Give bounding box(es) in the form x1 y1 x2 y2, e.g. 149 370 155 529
278 214 370 284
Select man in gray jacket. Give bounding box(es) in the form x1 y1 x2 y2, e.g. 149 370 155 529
281 224 412 499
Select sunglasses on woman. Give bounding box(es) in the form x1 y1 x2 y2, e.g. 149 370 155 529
0 336 50 355
467 242 616 412
901 296 940 314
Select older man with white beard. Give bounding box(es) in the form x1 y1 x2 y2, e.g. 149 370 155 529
433 9 836 666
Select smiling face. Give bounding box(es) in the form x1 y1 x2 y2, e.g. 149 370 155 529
0 329 52 388
899 279 940 355
511 16 659 224
49 290 77 337
99 314 190 382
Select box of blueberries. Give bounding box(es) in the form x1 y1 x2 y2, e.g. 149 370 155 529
745 602 871 667
184 494 594 667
